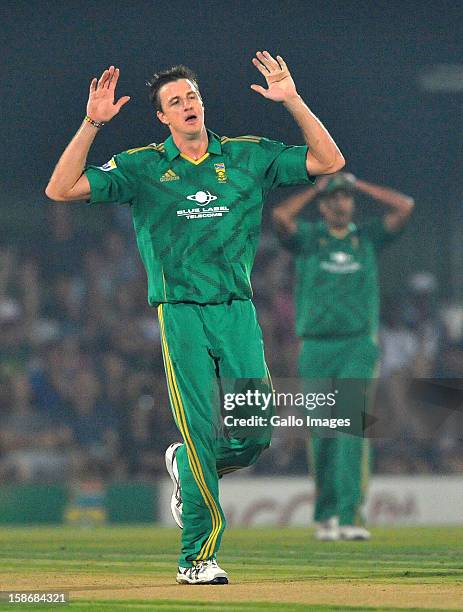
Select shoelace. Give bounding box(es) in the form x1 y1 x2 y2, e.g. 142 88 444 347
184 559 216 579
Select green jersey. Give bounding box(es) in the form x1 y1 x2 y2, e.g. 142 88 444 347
85 129 312 306
283 219 400 338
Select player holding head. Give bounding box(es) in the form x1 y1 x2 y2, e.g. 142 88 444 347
273 173 414 541
46 52 345 583
317 175 356 229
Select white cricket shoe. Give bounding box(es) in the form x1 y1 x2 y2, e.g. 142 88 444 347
339 525 371 540
314 516 340 541
176 559 229 585
165 442 183 528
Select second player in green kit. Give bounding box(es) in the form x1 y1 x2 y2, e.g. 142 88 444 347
274 174 414 540
46 53 345 583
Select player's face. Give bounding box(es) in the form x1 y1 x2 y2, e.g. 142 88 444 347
157 79 205 138
320 190 355 228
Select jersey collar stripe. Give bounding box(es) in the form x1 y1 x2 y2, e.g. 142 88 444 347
163 130 222 161
180 152 210 165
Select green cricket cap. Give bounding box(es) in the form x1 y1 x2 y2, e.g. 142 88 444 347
321 176 354 195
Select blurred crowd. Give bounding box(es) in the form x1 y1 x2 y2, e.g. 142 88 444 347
1 203 462 484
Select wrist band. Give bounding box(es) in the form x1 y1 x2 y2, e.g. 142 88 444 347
84 115 105 129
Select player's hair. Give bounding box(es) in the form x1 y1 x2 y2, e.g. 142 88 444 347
147 65 200 112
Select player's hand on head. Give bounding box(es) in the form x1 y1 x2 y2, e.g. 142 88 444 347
250 51 298 102
86 66 131 123
315 176 330 192
342 172 357 186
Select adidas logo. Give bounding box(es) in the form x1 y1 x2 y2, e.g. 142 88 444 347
160 169 180 182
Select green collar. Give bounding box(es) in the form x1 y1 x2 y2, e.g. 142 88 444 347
163 129 222 162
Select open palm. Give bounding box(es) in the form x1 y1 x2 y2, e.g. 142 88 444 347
86 66 130 123
251 51 298 102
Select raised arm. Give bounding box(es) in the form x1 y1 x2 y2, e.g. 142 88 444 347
345 173 415 231
251 51 345 177
272 176 330 236
45 66 130 202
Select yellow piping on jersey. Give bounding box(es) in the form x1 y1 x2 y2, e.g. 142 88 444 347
126 144 164 154
221 135 261 140
180 152 210 165
221 136 261 145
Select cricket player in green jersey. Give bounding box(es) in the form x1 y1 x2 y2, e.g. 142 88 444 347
45 51 345 583
273 173 414 540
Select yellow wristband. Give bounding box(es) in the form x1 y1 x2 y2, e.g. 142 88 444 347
84 115 105 129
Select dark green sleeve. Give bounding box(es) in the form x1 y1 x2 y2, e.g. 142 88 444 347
84 151 137 205
260 138 315 192
360 217 404 252
279 220 315 255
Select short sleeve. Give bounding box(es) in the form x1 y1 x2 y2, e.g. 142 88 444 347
279 220 315 255
84 152 137 205
261 138 315 191
360 218 404 252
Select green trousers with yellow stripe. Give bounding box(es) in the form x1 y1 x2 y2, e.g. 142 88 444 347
158 300 272 567
299 334 378 526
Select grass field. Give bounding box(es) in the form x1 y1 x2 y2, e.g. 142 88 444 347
0 526 462 611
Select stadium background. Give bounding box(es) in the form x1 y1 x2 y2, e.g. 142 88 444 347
1 3 463 608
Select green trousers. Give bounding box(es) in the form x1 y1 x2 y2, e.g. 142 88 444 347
299 334 378 526
158 300 272 567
